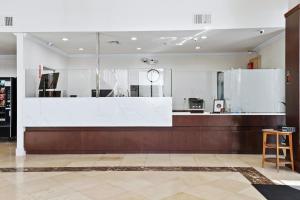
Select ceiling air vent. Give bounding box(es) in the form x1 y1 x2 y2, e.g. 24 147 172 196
108 40 120 45
194 14 211 25
0 16 14 27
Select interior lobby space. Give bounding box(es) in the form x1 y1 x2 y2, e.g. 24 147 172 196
1 0 300 199
1 142 300 200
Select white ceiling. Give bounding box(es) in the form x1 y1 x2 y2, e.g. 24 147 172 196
0 28 284 56
32 28 284 55
0 33 16 55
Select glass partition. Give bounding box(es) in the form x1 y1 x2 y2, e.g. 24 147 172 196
224 69 285 113
25 67 285 113
171 68 285 113
25 67 172 98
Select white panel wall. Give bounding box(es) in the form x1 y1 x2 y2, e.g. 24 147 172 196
0 55 16 76
67 53 250 70
0 0 287 32
256 34 285 69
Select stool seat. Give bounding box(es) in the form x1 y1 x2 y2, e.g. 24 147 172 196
262 129 294 172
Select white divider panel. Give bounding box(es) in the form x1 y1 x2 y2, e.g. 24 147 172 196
23 97 172 127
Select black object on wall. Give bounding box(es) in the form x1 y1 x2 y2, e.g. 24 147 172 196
0 77 17 139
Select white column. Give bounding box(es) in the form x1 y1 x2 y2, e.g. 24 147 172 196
15 33 26 156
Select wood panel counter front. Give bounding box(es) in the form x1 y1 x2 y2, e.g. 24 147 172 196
25 114 285 154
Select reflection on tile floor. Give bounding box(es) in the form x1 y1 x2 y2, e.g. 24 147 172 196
1 142 300 200
0 171 266 200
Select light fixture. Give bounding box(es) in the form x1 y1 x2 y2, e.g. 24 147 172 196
258 29 265 35
176 43 183 46
137 47 142 50
201 35 208 39
195 46 201 50
47 42 54 46
160 37 177 41
183 36 193 40
248 50 256 54
131 37 137 41
108 40 120 45
78 48 84 51
62 37 69 41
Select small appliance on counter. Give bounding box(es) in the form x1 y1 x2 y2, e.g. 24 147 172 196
188 98 205 113
91 89 114 97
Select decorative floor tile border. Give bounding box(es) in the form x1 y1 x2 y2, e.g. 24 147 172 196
0 166 273 185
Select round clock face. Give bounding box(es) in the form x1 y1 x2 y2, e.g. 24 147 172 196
147 69 160 83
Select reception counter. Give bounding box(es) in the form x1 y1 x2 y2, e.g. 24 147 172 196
25 111 285 154
23 97 172 127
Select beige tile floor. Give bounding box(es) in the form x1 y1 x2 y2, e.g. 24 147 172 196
1 142 300 200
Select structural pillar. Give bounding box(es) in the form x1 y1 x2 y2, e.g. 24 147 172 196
15 33 26 156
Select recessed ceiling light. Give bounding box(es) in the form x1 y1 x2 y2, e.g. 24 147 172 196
131 37 137 41
137 47 142 50
195 46 201 50
201 35 208 39
78 48 84 51
62 37 69 41
160 37 177 41
176 43 183 46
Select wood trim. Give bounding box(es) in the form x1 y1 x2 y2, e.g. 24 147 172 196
25 115 285 154
286 6 300 173
285 4 300 18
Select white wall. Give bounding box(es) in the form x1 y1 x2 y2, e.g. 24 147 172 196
23 36 68 97
0 55 16 76
0 0 288 32
68 53 250 70
256 33 285 69
289 0 300 8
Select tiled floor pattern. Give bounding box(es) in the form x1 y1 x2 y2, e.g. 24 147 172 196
1 142 300 199
0 171 265 200
0 167 274 185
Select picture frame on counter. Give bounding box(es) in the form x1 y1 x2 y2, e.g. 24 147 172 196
213 99 225 113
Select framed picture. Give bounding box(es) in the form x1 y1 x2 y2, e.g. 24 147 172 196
213 99 225 113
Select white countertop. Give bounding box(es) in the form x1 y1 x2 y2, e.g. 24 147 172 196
172 112 286 116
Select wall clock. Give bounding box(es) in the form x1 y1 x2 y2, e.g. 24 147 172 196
147 69 160 83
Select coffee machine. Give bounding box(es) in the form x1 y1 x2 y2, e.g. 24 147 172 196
188 98 205 113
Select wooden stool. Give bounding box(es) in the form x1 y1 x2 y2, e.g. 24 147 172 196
262 129 294 172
